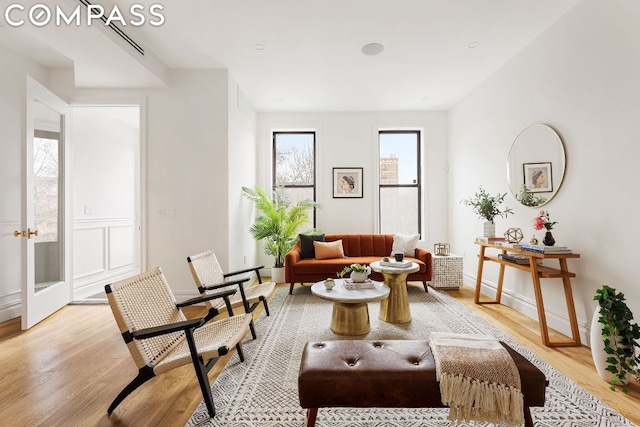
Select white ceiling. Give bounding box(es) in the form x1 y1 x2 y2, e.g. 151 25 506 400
1 0 583 112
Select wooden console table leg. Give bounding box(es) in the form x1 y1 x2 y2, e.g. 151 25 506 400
529 261 551 346
495 251 506 303
559 258 581 346
475 244 501 305
474 245 485 304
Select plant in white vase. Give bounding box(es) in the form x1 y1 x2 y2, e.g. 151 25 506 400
461 186 514 237
592 285 640 392
338 264 371 283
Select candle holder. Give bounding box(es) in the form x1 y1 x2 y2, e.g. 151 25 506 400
434 243 450 256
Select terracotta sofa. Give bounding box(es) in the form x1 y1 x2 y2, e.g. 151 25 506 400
285 234 432 294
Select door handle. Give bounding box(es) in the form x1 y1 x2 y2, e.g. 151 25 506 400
14 230 25 237
27 228 39 238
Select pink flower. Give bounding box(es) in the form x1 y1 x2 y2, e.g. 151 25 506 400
533 217 545 230
532 210 558 231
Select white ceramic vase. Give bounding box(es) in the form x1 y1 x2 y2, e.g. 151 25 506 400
349 266 371 283
483 221 496 238
590 306 628 385
350 271 367 282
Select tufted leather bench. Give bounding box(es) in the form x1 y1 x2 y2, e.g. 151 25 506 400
298 340 546 427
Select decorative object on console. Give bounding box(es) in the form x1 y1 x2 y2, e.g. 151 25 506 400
434 242 450 256
461 186 513 237
592 285 640 392
532 210 557 247
338 263 371 283
333 167 363 198
504 228 523 243
529 235 538 245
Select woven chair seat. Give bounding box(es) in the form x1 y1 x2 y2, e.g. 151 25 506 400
188 250 275 340
212 281 276 311
155 313 252 374
104 267 253 419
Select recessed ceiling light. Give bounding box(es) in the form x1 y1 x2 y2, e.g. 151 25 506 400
468 41 480 49
420 96 430 101
254 44 265 51
361 43 384 56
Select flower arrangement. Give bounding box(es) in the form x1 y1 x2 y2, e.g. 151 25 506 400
533 210 557 231
461 186 513 223
338 263 369 277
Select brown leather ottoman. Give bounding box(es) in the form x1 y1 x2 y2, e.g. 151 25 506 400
298 340 546 427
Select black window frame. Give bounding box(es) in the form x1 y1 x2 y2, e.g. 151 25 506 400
378 130 422 236
272 131 317 228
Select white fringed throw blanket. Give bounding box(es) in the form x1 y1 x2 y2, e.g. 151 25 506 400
429 332 525 426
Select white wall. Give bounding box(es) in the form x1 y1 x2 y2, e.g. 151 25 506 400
449 0 640 344
0 45 49 321
227 76 259 273
256 111 449 270
51 69 256 300
72 106 141 298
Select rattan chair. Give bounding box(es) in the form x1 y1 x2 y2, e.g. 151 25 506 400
187 250 276 340
105 267 252 418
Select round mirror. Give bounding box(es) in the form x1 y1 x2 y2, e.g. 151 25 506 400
506 124 565 207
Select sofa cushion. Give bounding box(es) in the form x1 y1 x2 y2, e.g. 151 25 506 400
390 233 420 257
314 240 345 260
299 234 325 259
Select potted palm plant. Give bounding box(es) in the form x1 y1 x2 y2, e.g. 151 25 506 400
461 186 514 237
242 185 320 283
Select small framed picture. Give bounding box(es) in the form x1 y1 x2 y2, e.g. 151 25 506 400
333 167 363 198
523 162 553 193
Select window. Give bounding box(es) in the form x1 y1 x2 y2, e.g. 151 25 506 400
273 131 316 226
378 130 421 235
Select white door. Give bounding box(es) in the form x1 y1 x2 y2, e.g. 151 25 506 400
18 77 71 329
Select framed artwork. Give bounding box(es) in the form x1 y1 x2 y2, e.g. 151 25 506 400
523 162 553 193
333 167 363 198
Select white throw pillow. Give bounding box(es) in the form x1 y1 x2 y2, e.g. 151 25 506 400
390 233 420 257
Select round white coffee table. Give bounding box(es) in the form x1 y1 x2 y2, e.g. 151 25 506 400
311 279 389 335
369 260 420 324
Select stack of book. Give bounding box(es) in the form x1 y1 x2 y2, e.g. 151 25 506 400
498 253 532 265
476 237 505 244
343 279 375 290
379 259 412 268
492 241 522 249
520 244 572 254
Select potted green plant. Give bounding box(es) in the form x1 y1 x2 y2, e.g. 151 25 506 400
461 186 514 237
242 185 320 283
338 263 371 283
591 285 640 392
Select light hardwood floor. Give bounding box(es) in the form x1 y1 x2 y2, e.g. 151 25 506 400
0 283 637 426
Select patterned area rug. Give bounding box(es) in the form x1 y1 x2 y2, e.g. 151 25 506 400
186 285 636 427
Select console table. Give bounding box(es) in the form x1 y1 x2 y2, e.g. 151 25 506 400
474 241 581 347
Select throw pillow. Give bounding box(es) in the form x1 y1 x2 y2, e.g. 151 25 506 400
390 233 420 257
314 240 345 260
299 234 325 259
